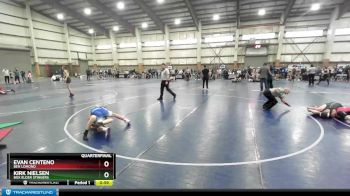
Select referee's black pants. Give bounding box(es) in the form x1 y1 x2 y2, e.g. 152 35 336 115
159 80 175 99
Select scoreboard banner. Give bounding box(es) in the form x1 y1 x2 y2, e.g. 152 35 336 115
7 153 115 186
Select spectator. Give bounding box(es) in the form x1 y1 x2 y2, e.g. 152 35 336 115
14 69 20 84
2 69 10 84
259 64 270 91
21 70 26 83
308 65 316 86
27 71 32 83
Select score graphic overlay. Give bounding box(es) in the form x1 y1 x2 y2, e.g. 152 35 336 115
7 153 115 186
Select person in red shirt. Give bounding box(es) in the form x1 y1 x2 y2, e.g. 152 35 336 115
335 107 350 122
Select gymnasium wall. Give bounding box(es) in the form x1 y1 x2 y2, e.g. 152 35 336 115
1 0 350 75
93 14 350 70
0 0 92 76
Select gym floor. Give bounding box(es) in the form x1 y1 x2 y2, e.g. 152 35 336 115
0 78 350 189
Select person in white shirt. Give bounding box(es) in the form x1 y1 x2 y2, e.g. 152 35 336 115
308 65 316 85
2 69 10 84
157 63 176 101
263 87 291 110
217 68 222 79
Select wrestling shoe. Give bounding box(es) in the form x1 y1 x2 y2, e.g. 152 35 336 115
105 127 111 140
125 120 131 127
83 130 89 141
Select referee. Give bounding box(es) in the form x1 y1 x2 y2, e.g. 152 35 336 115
157 63 176 101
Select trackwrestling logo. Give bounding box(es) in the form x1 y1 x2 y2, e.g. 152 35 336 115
2 188 56 196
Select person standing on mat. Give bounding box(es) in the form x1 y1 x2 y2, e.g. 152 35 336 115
267 64 274 88
14 69 20 84
86 68 91 81
27 71 32 83
202 65 209 90
317 69 330 86
308 65 316 86
263 87 290 110
83 106 131 141
63 67 74 97
259 64 270 91
291 66 296 82
2 69 10 84
157 63 176 101
20 70 26 83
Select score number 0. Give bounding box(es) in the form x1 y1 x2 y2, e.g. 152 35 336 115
104 161 109 178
